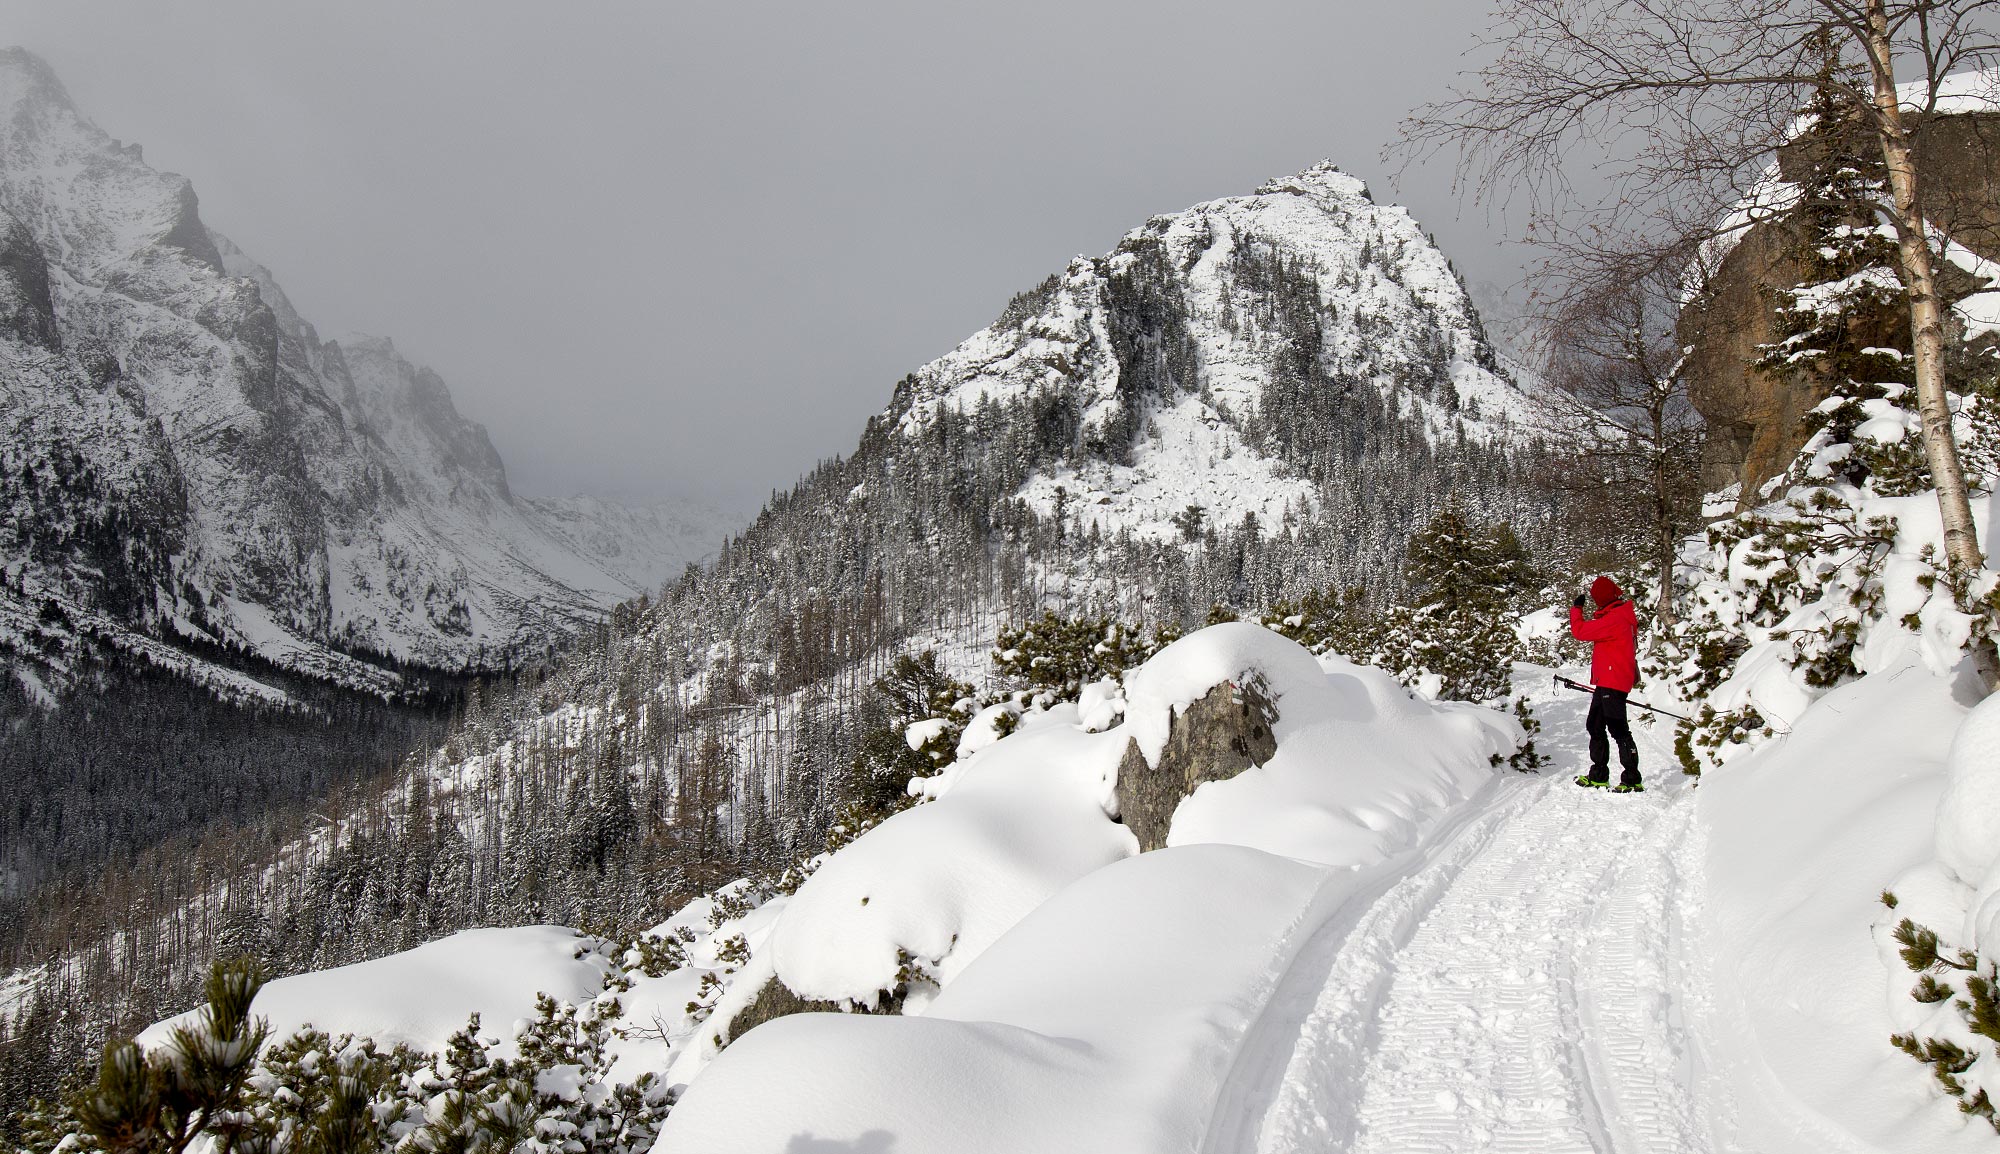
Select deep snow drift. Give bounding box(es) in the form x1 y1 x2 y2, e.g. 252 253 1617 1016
1703 645 1991 1154
753 625 1512 1016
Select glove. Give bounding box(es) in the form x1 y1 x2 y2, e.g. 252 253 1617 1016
1572 593 1589 610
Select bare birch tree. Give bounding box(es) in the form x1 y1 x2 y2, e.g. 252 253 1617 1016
1405 0 2000 685
1531 247 1707 630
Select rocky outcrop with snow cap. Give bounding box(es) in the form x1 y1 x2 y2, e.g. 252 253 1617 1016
1114 674 1278 852
895 162 1536 545
1684 67 2000 500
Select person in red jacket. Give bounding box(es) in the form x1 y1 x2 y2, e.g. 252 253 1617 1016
1570 575 1642 792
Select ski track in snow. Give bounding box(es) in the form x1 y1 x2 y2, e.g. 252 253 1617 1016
1239 687 1714 1154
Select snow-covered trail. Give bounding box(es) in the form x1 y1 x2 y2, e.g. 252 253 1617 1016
1228 675 1718 1154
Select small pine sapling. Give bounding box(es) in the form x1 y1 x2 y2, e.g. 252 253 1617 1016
1888 914 2000 1130
72 957 270 1154
1489 697 1550 771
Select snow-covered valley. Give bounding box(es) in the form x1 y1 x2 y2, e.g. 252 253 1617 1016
0 69 1571 1121
14 21 2000 1154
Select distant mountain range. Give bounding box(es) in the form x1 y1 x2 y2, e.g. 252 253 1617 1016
0 47 730 705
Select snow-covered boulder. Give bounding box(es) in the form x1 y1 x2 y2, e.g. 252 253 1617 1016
1146 624 1518 865
767 703 1137 1009
1113 672 1279 852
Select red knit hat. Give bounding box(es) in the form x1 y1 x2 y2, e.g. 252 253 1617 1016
1590 575 1623 608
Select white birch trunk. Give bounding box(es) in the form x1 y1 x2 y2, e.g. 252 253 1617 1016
1863 2 1997 691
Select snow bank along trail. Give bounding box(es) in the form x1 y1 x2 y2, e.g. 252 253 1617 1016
1252 689 1713 1154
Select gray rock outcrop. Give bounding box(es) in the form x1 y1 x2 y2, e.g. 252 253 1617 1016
0 210 55 349
1115 675 1279 852
1684 110 2000 500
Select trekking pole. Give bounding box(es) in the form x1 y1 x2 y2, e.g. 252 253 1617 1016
1551 673 1692 722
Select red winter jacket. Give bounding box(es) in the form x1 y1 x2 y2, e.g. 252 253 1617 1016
1570 596 1638 692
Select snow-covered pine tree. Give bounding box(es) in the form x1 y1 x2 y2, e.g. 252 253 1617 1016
841 651 974 824
1260 585 1380 657
409 1013 536 1154
1754 65 1928 498
510 994 672 1154
248 1027 428 1154
1884 894 2000 1128
1373 503 1536 703
990 612 1159 702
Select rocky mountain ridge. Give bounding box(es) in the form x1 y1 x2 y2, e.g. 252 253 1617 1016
894 162 1536 547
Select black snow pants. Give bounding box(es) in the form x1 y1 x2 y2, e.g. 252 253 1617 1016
1586 687 1641 786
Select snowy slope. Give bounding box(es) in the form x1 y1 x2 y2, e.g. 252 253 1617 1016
0 47 722 695
128 623 1526 1148
136 926 612 1061
655 625 1520 1146
120 636 2000 1153
1703 650 1989 1154
670 844 1340 1153
659 654 2000 1154
521 493 731 592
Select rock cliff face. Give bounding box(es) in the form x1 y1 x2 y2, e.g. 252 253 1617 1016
0 210 55 348
0 48 728 699
1684 107 2000 500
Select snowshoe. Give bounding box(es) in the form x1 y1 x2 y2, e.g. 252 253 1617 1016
1574 775 1610 789
1611 781 1646 794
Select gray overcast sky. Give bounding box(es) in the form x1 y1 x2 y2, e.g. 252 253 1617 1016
7 0 1525 512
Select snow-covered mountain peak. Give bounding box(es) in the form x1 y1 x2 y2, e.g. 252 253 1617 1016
0 47 73 119
894 160 1533 544
1251 158 1373 200
0 46 221 280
